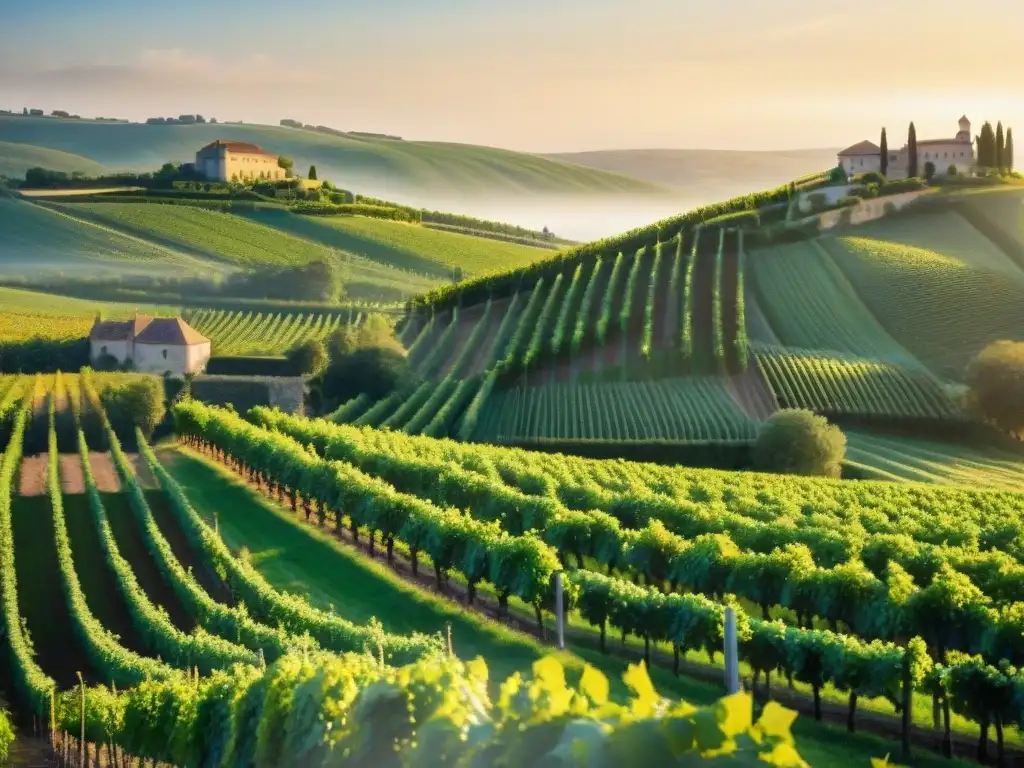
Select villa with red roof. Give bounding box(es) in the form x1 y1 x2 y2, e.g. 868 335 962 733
89 314 212 375
837 116 975 178
195 139 283 182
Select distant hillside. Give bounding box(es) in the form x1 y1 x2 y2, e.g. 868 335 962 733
0 117 667 204
0 140 106 180
543 148 840 192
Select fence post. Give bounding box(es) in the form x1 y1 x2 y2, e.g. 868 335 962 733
724 607 740 694
554 572 565 650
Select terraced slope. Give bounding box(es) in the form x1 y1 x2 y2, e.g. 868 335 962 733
821 212 1024 380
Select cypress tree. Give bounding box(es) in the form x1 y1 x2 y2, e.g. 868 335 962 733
308 165 318 180
979 122 995 168
1006 128 1015 172
996 122 1005 170
907 123 918 178
880 128 889 176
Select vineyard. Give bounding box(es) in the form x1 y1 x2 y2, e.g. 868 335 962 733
819 212 1024 381
236 207 553 277
180 307 365 356
0 372 870 766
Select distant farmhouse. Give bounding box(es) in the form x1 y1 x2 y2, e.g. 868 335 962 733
195 139 283 183
838 116 975 178
90 315 211 376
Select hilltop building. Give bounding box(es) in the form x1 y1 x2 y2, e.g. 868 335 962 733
838 116 975 178
89 315 211 376
195 140 283 182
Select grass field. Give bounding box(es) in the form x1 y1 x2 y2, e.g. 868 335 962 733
0 198 215 277
0 140 106 180
49 202 337 267
845 430 1024 491
820 212 1024 380
155 443 971 768
235 208 551 277
0 117 664 200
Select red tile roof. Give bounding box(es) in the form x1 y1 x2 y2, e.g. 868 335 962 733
837 140 880 156
135 317 209 345
89 315 208 345
196 139 276 157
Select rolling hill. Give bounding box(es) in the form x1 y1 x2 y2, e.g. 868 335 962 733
0 139 106 180
0 116 667 202
544 148 841 191
307 183 1024 487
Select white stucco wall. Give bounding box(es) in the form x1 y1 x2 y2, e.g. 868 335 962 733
839 154 881 175
132 342 210 375
91 340 130 364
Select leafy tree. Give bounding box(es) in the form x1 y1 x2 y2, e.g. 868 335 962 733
907 123 918 178
964 340 1024 435
996 122 1005 170
100 378 166 440
314 315 411 408
277 156 294 175
923 161 936 181
879 127 888 176
751 409 846 478
285 338 327 376
308 165 318 180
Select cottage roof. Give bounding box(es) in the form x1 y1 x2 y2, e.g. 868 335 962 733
196 139 276 157
89 315 208 346
89 319 133 342
134 317 209 346
837 140 880 157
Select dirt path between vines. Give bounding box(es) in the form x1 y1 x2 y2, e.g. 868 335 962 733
18 455 48 496
90 452 122 493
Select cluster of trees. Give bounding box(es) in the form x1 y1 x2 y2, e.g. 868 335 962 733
308 315 412 412
279 118 403 140
22 162 205 190
975 121 1014 171
145 114 216 125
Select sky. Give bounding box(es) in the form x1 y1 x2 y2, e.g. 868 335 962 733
2 0 1023 153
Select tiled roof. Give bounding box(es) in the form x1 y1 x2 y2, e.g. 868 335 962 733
134 317 209 346
916 138 970 146
90 315 208 345
197 139 276 157
89 319 133 341
837 140 880 156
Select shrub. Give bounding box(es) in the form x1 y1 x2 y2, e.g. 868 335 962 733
806 192 828 213
924 161 936 181
100 377 167 439
852 171 886 185
947 165 958 177
965 340 1024 436
285 338 327 376
835 196 861 208
879 177 926 195
751 409 846 477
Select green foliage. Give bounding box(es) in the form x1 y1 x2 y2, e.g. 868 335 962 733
99 376 166 440
752 409 846 478
596 252 625 345
284 337 327 376
965 340 1024 435
314 315 410 408
307 165 317 180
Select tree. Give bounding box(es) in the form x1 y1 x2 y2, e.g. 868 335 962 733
996 122 1005 170
907 123 918 178
947 165 958 177
313 314 409 410
1006 128 1014 171
277 156 294 175
879 128 889 176
751 409 846 477
924 161 936 181
964 340 1024 435
285 338 327 376
978 122 996 168
100 378 166 440
308 165 318 180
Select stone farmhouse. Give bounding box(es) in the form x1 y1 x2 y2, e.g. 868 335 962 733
89 314 211 376
195 139 283 182
838 116 975 178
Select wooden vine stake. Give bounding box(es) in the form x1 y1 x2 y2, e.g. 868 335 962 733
76 671 86 768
